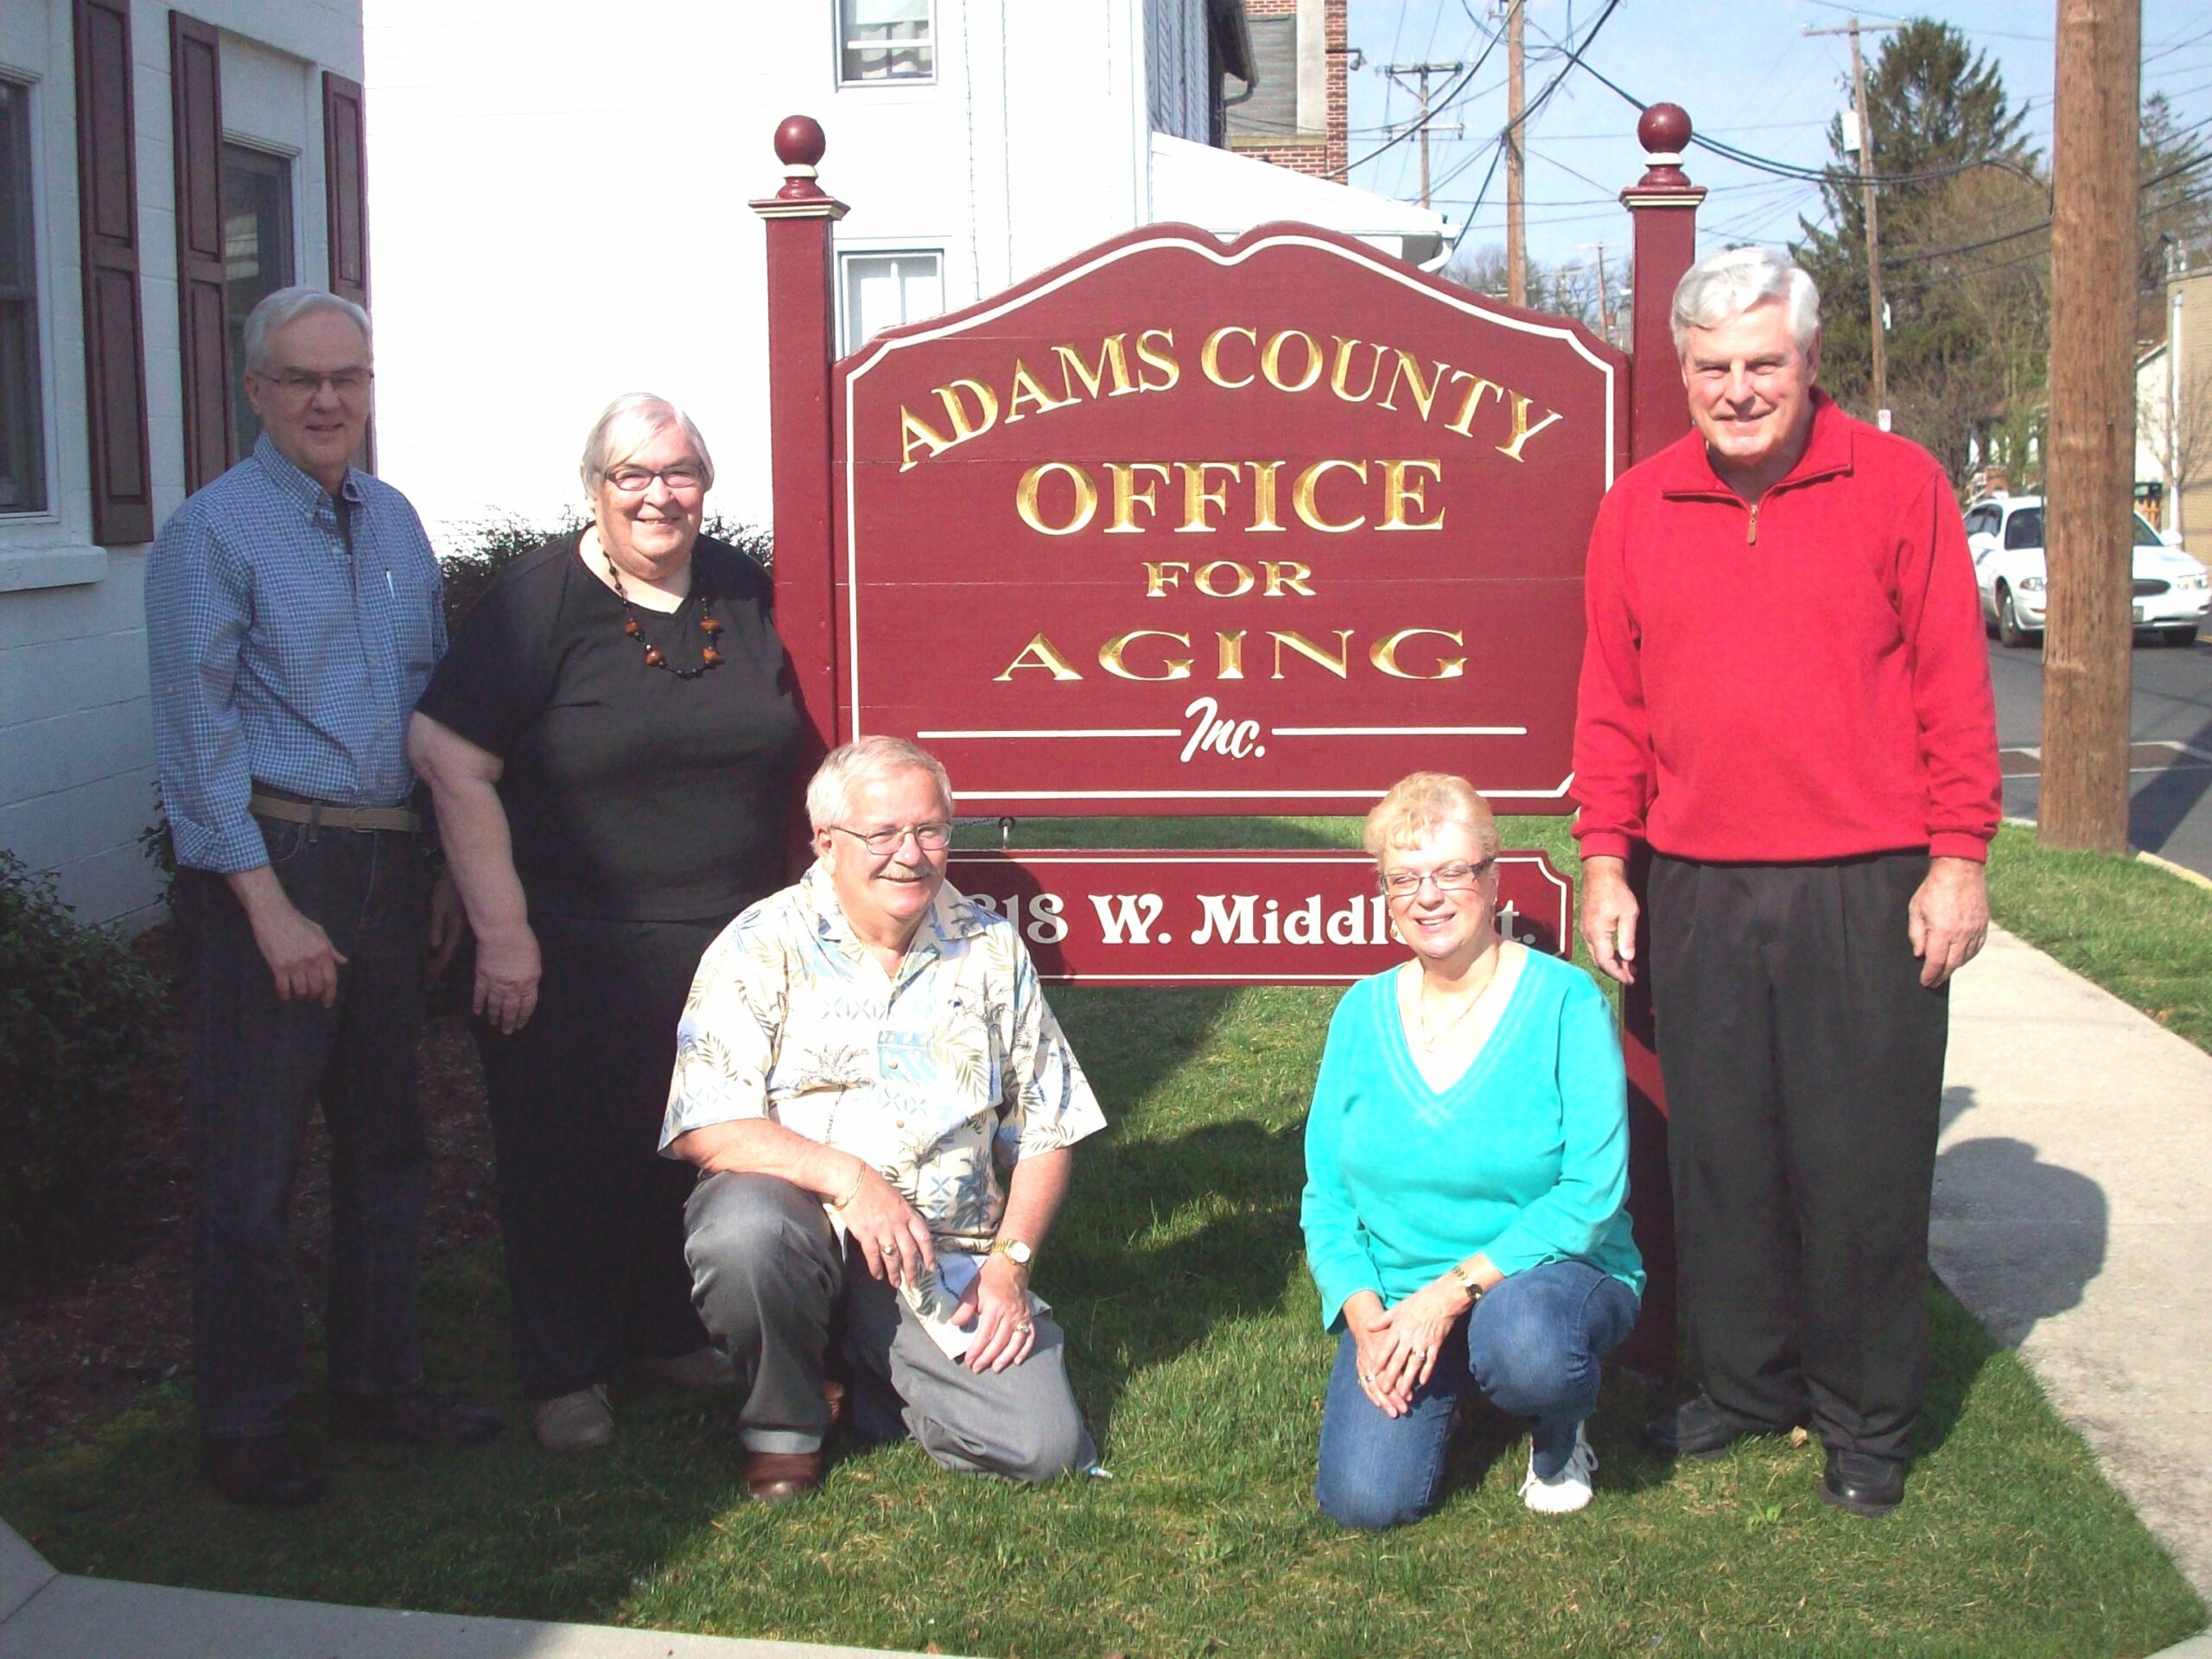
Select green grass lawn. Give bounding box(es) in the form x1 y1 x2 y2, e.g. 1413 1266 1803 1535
3 817 2205 1657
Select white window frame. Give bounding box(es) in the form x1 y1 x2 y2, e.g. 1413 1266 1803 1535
836 0 937 86
838 248 945 355
0 66 60 536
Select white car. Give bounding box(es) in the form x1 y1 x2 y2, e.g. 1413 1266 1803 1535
1964 493 2208 649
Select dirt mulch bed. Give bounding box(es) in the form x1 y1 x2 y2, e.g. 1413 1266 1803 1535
0 930 499 1472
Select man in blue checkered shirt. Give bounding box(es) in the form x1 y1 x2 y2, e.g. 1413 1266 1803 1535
148 288 499 1507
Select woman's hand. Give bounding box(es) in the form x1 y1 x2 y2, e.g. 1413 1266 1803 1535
1370 1278 1471 1395
473 922 542 1035
837 1166 936 1290
955 1255 1037 1374
1343 1292 1414 1417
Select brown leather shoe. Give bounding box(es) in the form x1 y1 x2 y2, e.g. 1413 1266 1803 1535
200 1435 324 1508
744 1449 823 1504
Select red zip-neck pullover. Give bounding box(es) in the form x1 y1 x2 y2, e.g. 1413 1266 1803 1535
1572 391 2000 866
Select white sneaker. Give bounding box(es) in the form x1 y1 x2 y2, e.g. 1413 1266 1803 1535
534 1384 614 1451
1520 1422 1598 1515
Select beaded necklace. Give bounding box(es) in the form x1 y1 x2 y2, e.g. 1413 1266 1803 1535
603 553 722 679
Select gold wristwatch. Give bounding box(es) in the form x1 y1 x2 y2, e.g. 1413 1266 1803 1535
989 1236 1034 1268
1449 1262 1484 1302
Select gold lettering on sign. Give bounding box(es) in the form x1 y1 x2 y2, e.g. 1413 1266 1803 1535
1134 329 1180 392
1100 631 1193 681
1446 376 1506 438
1194 560 1255 598
1370 628 1466 679
1052 335 1138 401
1261 330 1323 393
1498 393 1567 462
899 407 955 471
1176 461 1240 533
1330 337 1389 403
937 379 999 442
1142 561 1184 597
1003 358 1077 424
1376 351 1451 420
1106 462 1172 533
1271 630 1354 679
1217 631 1247 678
1291 460 1369 533
995 633 1085 681
1200 327 1257 390
1245 461 1286 531
1014 462 1099 535
1262 560 1315 596
1378 461 1444 531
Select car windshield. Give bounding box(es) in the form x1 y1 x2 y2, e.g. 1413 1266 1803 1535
2001 506 2164 550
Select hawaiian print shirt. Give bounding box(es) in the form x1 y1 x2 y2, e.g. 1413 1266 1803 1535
660 865 1105 1253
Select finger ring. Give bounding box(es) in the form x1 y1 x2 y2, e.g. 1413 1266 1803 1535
879 1238 896 1251
1414 1347 1429 1359
1358 1371 1374 1383
1014 1321 1033 1334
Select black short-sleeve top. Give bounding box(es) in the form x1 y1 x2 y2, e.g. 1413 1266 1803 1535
416 532 800 925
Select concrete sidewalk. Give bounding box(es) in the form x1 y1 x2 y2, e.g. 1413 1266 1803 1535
1936 924 2212 1606
3 921 2207 1656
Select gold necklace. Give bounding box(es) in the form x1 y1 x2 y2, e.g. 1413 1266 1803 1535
1415 950 1503 1052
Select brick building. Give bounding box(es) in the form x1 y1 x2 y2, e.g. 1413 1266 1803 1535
1225 0 1348 180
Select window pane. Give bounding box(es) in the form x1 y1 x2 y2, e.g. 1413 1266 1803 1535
221 144 294 456
2003 508 2043 551
842 0 933 79
0 79 45 513
842 252 944 350
2133 513 2162 548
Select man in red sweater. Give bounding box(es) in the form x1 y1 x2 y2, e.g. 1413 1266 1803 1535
1573 246 2000 1518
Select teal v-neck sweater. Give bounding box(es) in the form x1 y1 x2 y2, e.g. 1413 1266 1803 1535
1300 950 1645 1332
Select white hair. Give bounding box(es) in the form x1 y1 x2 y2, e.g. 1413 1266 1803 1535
1670 247 1821 356
579 392 716 495
242 286 371 374
806 736 955 832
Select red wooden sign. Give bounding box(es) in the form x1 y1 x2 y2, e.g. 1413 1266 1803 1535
948 849 1572 985
834 223 1625 816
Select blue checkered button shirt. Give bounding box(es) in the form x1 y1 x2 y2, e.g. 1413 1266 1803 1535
147 436 447 874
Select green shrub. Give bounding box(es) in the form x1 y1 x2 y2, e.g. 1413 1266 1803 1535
437 513 771 633
0 851 165 1278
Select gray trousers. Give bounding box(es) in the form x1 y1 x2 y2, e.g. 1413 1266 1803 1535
684 1172 1096 1483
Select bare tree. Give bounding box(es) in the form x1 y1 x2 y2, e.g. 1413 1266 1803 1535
2142 355 2212 541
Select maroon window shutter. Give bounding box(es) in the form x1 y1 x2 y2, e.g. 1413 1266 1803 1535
171 13 231 493
73 0 154 544
321 72 369 308
321 70 372 468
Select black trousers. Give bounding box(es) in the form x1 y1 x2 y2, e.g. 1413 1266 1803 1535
1647 851 1949 1465
178 823 430 1438
476 914 724 1401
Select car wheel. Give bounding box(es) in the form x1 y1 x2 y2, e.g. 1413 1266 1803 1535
2162 626 2198 649
1996 587 2037 649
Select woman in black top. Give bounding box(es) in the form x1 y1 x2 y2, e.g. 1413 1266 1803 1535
410 394 799 1450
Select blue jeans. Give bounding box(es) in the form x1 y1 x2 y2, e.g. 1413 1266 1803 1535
1314 1260 1639 1530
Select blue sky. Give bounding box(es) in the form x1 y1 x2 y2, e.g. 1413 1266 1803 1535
1344 1 2212 279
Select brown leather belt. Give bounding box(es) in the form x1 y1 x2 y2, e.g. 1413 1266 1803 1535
248 791 422 835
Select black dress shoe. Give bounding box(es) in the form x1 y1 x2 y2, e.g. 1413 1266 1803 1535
201 1435 324 1508
330 1384 504 1447
1642 1394 1790 1462
1821 1447 1904 1517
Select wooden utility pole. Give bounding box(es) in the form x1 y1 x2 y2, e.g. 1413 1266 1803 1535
2042 0 2141 852
1505 0 1526 306
1582 240 1614 344
1805 17 1897 424
1385 60 1465 209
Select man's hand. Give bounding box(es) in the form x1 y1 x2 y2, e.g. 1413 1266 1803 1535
1909 855 1989 988
227 866 346 1006
472 923 542 1035
839 1166 937 1290
955 1254 1037 1373
428 868 468 975
1579 855 1639 985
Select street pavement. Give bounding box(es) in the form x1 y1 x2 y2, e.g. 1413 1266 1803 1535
1986 631 2212 877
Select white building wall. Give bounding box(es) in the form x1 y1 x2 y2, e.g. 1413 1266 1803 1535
0 0 362 927
364 0 1155 540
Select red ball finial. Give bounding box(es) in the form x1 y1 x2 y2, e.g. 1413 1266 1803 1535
775 116 826 169
1638 103 1692 156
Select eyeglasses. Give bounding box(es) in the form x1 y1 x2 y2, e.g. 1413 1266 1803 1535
603 464 708 495
830 821 952 854
264 367 373 400
1378 859 1494 899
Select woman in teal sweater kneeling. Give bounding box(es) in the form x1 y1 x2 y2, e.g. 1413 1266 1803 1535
1302 772 1643 1526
